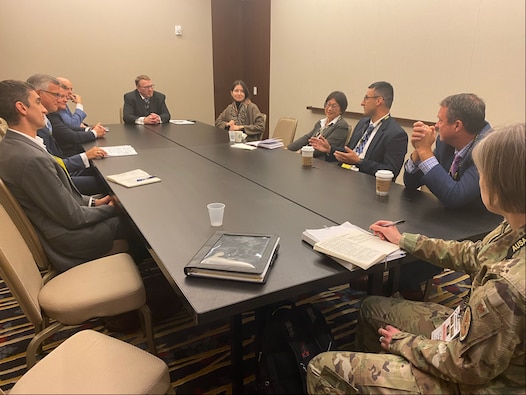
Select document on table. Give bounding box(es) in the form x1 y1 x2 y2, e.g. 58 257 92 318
303 222 405 271
231 143 257 150
106 169 161 188
170 119 196 125
102 145 138 157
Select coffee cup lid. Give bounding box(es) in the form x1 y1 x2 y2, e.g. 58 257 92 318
375 170 394 178
301 145 314 152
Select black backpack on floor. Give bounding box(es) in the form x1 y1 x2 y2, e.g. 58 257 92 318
255 302 336 394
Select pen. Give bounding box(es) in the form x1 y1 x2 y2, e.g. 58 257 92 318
136 175 157 182
381 220 405 227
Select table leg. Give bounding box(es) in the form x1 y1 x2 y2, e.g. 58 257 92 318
230 314 243 394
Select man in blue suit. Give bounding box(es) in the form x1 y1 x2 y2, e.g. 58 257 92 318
400 93 491 299
123 75 171 124
404 93 490 208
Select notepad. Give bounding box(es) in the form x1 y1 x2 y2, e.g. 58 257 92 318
246 138 284 149
106 169 161 188
102 145 138 157
170 119 196 125
231 143 257 150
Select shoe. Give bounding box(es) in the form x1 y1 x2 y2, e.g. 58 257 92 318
398 288 425 301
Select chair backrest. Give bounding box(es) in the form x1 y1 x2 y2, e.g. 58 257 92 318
0 117 7 139
119 107 124 124
344 125 353 146
0 178 50 270
272 117 298 146
0 205 44 326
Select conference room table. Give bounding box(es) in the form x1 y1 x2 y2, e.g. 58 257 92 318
86 122 501 392
144 122 501 241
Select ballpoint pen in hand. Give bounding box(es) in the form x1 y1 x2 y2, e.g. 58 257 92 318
381 220 405 227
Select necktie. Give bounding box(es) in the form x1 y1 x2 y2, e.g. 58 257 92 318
449 153 462 179
355 123 375 154
144 97 150 109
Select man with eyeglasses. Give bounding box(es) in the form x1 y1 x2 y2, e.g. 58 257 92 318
123 75 171 124
311 81 407 178
287 91 349 156
0 80 129 272
26 74 107 195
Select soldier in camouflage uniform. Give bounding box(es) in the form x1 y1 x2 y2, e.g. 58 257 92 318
307 123 525 394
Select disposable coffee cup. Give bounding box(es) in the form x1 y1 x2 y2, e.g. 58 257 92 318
375 170 394 196
301 146 315 167
228 130 236 144
234 130 244 143
207 203 225 226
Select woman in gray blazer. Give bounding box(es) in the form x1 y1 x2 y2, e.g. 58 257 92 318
287 91 349 157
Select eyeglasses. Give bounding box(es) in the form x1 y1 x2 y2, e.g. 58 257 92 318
325 102 340 110
40 90 61 98
363 95 380 101
138 84 155 90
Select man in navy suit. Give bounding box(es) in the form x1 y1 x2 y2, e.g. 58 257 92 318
310 81 407 178
399 93 491 299
123 75 171 124
403 93 490 209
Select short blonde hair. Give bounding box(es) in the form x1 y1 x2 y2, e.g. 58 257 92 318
473 123 525 213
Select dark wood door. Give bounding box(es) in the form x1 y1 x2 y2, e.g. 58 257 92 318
212 0 271 138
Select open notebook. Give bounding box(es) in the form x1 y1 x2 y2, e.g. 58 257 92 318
303 222 405 271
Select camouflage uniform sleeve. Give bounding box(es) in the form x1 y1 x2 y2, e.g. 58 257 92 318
388 264 523 386
400 232 483 274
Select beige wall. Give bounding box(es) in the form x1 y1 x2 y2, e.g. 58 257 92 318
1 0 524 152
0 0 214 125
269 0 525 147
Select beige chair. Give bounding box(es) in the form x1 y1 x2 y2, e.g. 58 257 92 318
8 329 173 395
0 117 7 139
0 205 157 369
120 107 124 124
344 125 353 146
272 117 298 146
0 178 51 272
0 178 128 278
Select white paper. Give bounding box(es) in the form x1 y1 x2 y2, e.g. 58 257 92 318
231 143 257 150
311 226 404 270
170 119 195 125
102 145 138 157
106 169 161 188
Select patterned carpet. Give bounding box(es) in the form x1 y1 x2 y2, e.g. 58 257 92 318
0 260 470 394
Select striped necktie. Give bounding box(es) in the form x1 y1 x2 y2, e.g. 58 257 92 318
355 123 375 154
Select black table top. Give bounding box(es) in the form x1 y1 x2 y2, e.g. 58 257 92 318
87 123 502 324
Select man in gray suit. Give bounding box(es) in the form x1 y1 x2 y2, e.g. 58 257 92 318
0 80 127 272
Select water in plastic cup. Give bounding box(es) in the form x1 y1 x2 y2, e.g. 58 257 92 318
375 170 394 196
207 203 225 226
301 146 315 167
228 130 236 144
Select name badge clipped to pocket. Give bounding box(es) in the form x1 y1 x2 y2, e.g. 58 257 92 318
431 302 471 341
